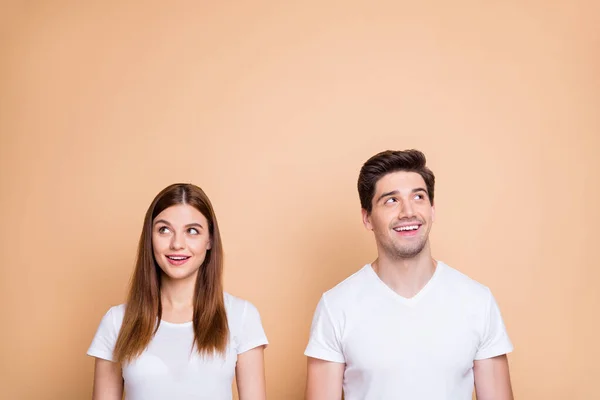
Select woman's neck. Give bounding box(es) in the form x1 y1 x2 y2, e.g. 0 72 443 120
160 272 196 322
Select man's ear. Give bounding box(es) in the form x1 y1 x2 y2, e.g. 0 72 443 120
362 208 373 231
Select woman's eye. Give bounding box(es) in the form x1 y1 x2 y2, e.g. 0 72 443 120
188 228 199 235
158 226 170 234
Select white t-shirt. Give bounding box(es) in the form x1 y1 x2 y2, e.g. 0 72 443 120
304 261 513 400
87 292 268 400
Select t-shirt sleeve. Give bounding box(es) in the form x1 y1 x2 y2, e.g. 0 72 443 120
87 306 120 362
237 301 269 354
475 288 514 360
304 295 345 363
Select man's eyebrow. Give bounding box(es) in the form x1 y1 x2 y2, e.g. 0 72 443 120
376 188 429 202
376 190 399 203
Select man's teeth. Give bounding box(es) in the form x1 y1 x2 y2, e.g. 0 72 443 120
395 225 419 231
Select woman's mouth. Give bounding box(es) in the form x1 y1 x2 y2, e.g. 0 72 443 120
166 255 191 266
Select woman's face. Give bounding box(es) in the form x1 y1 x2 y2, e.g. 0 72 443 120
152 204 212 281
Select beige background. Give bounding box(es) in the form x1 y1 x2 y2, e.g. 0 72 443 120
1 1 599 399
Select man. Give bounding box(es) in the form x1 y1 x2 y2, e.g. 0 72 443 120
304 149 514 399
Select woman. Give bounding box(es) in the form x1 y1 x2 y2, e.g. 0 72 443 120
88 183 268 399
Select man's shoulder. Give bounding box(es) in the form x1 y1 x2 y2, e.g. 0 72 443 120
438 261 492 299
321 265 373 307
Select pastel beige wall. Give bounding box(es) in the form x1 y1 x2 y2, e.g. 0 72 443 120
1 1 598 399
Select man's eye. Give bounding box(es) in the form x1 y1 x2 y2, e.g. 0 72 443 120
385 198 397 204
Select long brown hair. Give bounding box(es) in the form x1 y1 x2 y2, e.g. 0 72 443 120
113 183 229 363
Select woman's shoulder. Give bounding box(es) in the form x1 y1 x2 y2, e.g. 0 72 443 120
223 292 268 349
223 292 262 320
100 303 127 324
107 303 126 314
224 292 249 312
90 303 126 341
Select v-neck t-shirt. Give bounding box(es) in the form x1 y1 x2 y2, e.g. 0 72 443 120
304 261 513 400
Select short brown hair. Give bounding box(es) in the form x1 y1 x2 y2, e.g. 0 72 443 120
358 149 435 213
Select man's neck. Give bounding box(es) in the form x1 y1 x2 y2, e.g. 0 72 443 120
372 250 437 299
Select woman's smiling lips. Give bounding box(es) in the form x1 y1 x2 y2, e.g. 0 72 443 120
165 254 191 266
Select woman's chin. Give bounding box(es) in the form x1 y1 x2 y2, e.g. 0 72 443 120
160 267 199 282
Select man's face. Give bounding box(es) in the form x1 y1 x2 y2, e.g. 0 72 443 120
362 171 435 259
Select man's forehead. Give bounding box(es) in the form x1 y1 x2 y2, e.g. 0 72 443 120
375 171 427 193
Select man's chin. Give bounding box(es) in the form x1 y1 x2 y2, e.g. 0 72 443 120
390 244 426 259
